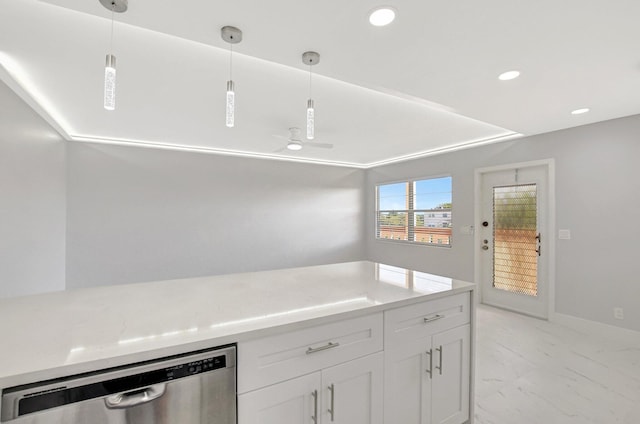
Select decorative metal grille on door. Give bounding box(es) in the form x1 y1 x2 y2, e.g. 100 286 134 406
492 184 538 296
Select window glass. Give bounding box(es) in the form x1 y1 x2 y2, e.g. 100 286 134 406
376 176 452 246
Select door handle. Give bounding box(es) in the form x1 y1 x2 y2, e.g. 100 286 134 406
311 390 318 424
426 349 433 379
435 346 443 375
536 232 541 256
104 383 167 409
328 383 335 421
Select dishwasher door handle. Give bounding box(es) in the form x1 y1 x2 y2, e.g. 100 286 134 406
104 383 167 409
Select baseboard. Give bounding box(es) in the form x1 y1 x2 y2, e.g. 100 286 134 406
551 312 640 347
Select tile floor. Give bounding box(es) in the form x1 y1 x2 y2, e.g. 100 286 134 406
474 305 640 424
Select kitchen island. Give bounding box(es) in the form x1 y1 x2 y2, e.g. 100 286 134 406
0 261 475 424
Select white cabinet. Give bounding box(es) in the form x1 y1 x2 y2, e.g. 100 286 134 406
238 313 384 424
384 293 471 424
239 352 383 424
431 325 470 424
238 313 383 394
238 291 473 424
238 372 319 424
321 352 383 424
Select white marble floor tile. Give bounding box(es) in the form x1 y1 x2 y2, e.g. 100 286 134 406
475 305 640 424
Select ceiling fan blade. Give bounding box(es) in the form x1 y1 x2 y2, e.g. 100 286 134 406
305 142 333 149
272 134 289 141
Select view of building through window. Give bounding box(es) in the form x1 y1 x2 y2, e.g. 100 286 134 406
376 176 452 246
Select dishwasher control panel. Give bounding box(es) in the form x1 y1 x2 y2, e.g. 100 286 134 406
166 355 226 380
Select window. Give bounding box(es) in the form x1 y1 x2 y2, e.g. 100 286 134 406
376 176 452 246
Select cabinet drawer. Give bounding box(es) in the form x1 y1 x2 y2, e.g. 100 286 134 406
238 312 383 393
384 292 470 348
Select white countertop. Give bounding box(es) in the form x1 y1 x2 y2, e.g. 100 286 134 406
0 261 474 388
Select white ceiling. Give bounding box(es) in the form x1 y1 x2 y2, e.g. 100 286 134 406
1 0 639 167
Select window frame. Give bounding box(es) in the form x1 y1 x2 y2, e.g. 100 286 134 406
375 175 453 247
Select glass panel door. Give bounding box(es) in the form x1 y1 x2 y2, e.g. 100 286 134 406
479 165 548 318
493 184 538 296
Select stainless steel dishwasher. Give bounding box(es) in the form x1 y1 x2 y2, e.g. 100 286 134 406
0 345 236 424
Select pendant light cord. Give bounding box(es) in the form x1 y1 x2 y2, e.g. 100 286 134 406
109 3 115 54
308 64 312 99
229 43 233 81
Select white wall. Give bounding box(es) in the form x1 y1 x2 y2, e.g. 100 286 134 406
0 82 66 298
3 72 640 334
366 114 640 332
65 143 366 288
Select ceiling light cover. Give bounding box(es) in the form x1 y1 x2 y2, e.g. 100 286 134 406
571 108 590 115
369 7 396 26
287 141 302 151
498 70 520 81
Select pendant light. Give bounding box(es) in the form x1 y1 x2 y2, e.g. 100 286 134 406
221 26 242 128
302 51 319 140
99 0 128 111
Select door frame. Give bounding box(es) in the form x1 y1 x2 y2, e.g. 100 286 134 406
473 159 556 320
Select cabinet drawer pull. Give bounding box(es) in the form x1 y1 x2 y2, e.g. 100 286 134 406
426 349 433 378
436 346 443 375
423 314 444 323
306 342 340 355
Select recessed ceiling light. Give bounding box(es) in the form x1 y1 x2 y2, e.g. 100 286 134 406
369 7 396 26
498 71 520 81
571 108 590 115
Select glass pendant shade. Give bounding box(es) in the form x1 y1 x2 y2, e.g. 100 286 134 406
306 99 315 140
226 80 235 127
104 54 116 111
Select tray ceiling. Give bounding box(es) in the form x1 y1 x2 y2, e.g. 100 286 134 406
1 0 639 167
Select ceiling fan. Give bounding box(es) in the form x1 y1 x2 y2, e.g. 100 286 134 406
274 127 333 151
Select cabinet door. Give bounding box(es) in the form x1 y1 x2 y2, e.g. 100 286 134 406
431 324 470 424
384 338 432 424
321 352 383 424
238 372 321 424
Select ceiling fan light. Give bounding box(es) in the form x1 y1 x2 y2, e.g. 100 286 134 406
287 141 303 151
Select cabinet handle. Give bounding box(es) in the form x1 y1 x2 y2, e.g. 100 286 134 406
426 349 433 378
306 342 340 355
311 390 318 424
423 314 444 323
435 346 443 375
328 383 335 421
